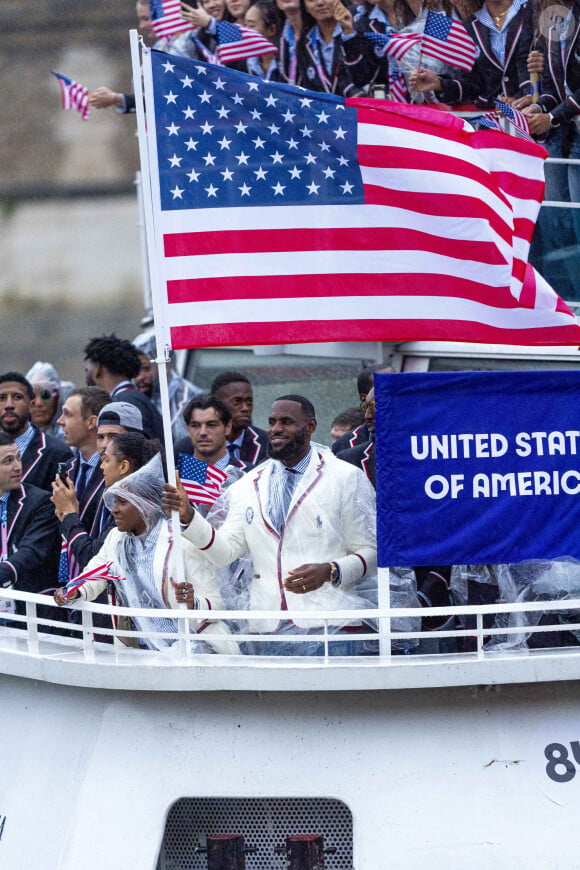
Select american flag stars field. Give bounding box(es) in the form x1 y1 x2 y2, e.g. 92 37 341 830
152 55 364 211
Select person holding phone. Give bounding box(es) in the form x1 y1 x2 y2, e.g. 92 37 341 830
180 0 231 61
296 0 372 95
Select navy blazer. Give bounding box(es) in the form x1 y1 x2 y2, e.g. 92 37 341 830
59 459 108 571
437 3 534 106
0 484 61 596
336 439 376 487
21 427 73 493
538 6 580 125
296 27 367 96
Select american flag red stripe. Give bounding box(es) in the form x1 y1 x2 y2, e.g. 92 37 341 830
170 312 580 347
167 273 516 305
384 32 422 61
143 53 580 348
165 227 507 263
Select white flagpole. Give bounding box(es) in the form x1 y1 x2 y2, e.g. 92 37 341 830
130 31 187 591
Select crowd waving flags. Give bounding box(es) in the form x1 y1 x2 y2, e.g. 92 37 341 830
51 71 90 120
364 12 477 70
138 48 580 348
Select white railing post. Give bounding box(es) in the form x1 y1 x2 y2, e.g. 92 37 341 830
81 607 96 664
377 567 391 660
177 617 192 662
25 600 39 656
476 612 484 660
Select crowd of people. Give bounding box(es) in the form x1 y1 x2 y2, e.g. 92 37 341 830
0 335 576 654
88 0 579 295
0 333 383 655
93 0 579 125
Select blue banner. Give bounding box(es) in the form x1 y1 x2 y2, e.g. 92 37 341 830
375 371 580 566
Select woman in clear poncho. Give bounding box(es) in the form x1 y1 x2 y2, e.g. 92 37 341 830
54 454 235 653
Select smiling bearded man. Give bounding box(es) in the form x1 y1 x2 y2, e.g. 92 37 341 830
163 394 378 655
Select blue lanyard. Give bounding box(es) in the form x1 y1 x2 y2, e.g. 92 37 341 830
0 498 8 561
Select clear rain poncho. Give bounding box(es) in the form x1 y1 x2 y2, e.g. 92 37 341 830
451 559 580 651
103 454 180 651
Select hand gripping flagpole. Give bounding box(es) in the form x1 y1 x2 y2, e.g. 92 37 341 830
130 31 188 606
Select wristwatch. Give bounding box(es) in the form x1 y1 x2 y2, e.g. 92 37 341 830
548 112 559 127
329 561 342 587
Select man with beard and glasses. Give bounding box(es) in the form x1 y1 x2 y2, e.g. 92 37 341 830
0 372 72 493
162 395 377 655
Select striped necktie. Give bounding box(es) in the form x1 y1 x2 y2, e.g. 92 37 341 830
272 467 298 533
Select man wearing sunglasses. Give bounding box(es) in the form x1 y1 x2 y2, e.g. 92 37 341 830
25 361 75 444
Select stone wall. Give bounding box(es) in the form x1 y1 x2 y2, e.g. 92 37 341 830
0 1 145 312
1 1 139 189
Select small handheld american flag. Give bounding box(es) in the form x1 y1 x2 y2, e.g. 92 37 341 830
389 71 410 103
177 453 228 506
421 11 477 72
150 0 193 39
216 21 278 63
51 71 90 120
365 30 422 62
493 99 533 142
63 562 121 600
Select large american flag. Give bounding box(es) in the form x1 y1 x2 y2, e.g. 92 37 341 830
141 49 580 347
421 11 477 71
150 0 192 39
51 71 89 120
177 453 228 505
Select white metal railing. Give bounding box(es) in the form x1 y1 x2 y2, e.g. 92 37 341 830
2 588 580 667
540 157 580 208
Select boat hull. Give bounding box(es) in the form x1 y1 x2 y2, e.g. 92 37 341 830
1 673 578 869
